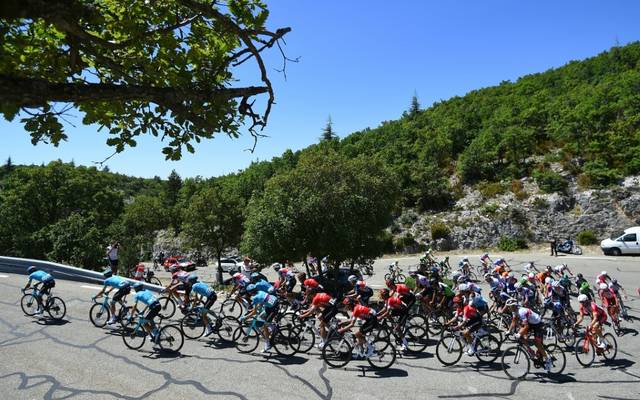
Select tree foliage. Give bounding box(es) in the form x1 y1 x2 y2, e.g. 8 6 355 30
0 0 291 159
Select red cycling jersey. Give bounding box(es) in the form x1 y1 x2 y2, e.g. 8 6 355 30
312 293 332 307
395 284 410 295
352 305 375 320
462 305 478 320
580 301 607 322
386 296 403 309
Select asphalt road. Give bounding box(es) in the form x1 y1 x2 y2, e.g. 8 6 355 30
1 251 639 400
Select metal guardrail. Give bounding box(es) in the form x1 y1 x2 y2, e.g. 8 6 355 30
0 256 163 292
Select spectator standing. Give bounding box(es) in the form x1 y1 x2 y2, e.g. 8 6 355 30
106 241 120 275
549 237 557 257
241 257 252 279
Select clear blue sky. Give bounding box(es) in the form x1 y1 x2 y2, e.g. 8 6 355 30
2 0 640 179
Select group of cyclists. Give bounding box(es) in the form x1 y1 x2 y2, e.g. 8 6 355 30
20 250 633 377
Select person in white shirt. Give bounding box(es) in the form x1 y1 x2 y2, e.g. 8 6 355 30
106 241 120 275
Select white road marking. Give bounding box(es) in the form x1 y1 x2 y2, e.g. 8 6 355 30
0 274 8 278
80 285 101 290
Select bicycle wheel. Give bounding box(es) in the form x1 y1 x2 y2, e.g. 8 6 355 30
558 325 576 348
502 345 530 380
601 333 617 361
292 324 316 353
122 327 147 350
367 339 397 369
216 316 240 342
427 313 445 336
273 326 298 357
475 334 501 363
118 306 133 329
322 337 352 368
384 273 392 281
89 303 110 327
233 325 260 353
468 272 478 282
574 337 595 367
396 274 406 284
20 294 38 316
435 334 463 366
46 297 66 320
544 344 566 375
149 277 162 286
158 325 184 353
180 311 205 339
405 324 429 353
157 296 176 319
220 299 243 319
407 314 428 333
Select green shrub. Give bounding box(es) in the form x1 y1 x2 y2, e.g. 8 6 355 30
511 179 528 200
532 197 549 209
533 170 568 193
481 203 499 215
393 233 417 251
431 222 450 240
583 160 621 188
478 181 504 198
577 230 598 245
497 236 528 251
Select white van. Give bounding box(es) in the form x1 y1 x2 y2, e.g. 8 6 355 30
601 227 640 256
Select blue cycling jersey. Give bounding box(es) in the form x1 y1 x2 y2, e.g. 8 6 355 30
29 270 54 283
133 290 158 306
252 291 277 308
254 280 274 294
104 276 129 289
192 282 215 298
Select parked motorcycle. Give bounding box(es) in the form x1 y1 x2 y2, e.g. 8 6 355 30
555 239 582 255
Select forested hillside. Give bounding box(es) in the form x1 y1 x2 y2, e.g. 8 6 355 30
2 43 639 270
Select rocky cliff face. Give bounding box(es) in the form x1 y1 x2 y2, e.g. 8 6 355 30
395 175 640 251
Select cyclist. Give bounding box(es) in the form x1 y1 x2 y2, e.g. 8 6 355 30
298 292 338 347
377 290 410 351
93 269 131 325
164 266 191 308
505 299 551 372
523 261 539 274
446 296 483 355
598 283 620 327
596 271 610 286
301 278 324 304
553 263 573 277
493 258 511 277
348 279 373 305
339 297 378 358
249 271 269 284
22 266 55 315
610 278 629 318
275 267 296 298
575 273 588 290
189 276 218 336
242 290 280 352
479 253 492 273
130 282 162 344
574 294 608 348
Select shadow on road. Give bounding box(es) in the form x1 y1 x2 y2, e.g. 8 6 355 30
32 318 70 326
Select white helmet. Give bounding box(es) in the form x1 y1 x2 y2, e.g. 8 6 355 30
462 256 469 262
578 294 589 303
505 298 518 308
458 283 468 292
544 277 552 284
528 272 535 279
601 271 607 276
599 283 608 290
348 275 358 284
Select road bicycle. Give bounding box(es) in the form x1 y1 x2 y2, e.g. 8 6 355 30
384 262 406 283
232 314 298 356
157 289 202 319
219 293 251 319
574 327 617 367
122 313 184 353
89 294 131 329
435 326 501 366
180 305 239 341
321 326 396 370
500 337 566 380
376 314 429 354
20 287 67 321
542 317 576 348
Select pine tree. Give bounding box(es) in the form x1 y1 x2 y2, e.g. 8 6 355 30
409 91 420 116
320 116 337 142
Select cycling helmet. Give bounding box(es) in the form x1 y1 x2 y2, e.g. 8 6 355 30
458 283 468 292
528 272 535 279
272 263 282 272
504 298 518 308
27 266 37 274
577 273 583 279
546 265 552 272
577 294 589 303
187 274 198 283
457 276 466 283
232 272 243 280
379 288 390 298
544 277 552 285
408 269 418 276
612 278 618 284
462 256 469 262
132 282 143 291
279 268 289 275
246 284 257 293
484 273 492 281
599 283 608 290
347 275 358 284
601 271 607 276
458 261 464 267
356 281 367 289
452 271 461 281
482 253 489 258
103 269 113 278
